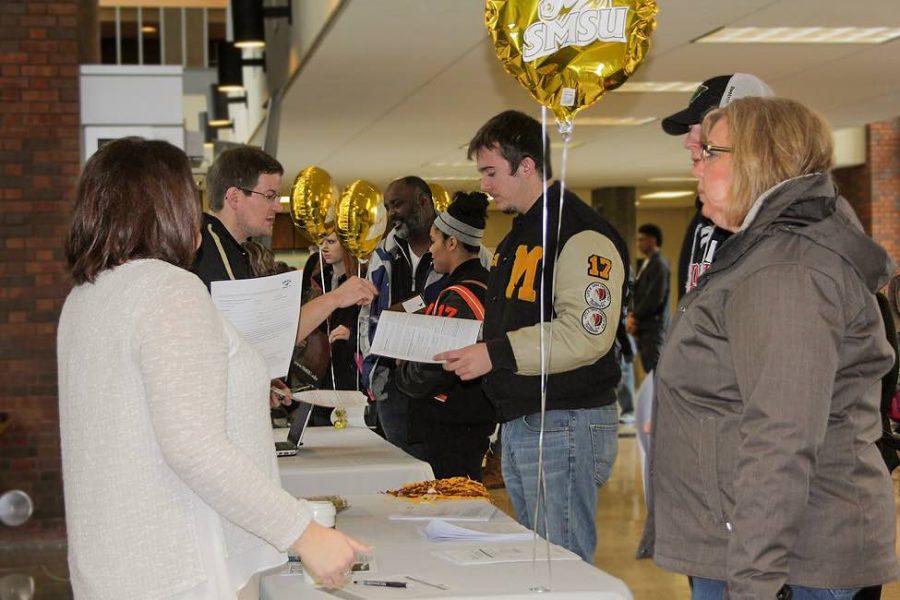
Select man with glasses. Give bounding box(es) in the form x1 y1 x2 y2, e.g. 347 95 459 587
194 147 376 406
194 146 284 286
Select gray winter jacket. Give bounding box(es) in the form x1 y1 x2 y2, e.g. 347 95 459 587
652 173 900 599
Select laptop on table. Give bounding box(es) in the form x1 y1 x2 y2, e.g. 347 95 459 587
275 401 314 457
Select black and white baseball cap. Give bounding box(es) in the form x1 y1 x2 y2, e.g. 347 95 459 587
661 73 774 136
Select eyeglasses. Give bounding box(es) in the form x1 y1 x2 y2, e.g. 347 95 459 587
237 187 280 203
700 143 733 161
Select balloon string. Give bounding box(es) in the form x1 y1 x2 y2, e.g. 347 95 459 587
549 124 571 334
355 261 362 393
318 250 337 393
530 106 552 593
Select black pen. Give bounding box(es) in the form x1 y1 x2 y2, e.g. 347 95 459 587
356 580 408 588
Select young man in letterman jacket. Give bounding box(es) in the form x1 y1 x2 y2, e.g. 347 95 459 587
437 111 630 563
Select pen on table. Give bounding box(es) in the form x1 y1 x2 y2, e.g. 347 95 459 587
355 580 408 588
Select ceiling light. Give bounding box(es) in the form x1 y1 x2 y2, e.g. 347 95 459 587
614 82 701 93
141 25 157 35
640 191 695 200
695 27 900 44
216 41 266 92
232 0 265 48
575 117 656 126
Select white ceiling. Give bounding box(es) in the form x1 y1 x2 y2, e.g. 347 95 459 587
272 0 900 193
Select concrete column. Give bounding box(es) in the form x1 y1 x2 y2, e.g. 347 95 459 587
591 186 637 261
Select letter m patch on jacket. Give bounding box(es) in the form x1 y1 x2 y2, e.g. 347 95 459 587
505 245 543 302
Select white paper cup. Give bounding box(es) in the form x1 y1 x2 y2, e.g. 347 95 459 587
307 500 336 528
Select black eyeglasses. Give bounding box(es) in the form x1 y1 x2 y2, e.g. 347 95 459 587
700 143 733 161
237 187 280 203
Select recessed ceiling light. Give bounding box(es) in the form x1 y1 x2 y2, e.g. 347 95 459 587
575 117 656 126
640 191 695 200
615 82 701 93
696 27 900 44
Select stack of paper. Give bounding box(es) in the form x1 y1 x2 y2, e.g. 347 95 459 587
422 519 534 543
387 499 496 522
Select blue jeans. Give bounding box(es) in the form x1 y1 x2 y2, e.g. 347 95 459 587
501 406 618 562
616 358 635 414
691 577 859 600
377 384 426 461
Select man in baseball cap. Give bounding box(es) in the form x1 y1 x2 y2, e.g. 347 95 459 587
662 73 773 136
633 73 773 561
666 73 773 297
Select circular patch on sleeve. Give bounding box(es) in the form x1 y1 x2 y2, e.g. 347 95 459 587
581 308 607 335
584 282 612 309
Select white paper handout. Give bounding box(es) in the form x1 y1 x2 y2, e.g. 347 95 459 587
370 311 481 363
388 499 496 522
422 519 534 543
211 271 302 379
293 390 368 408
432 544 581 565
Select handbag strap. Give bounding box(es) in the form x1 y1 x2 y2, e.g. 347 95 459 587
434 280 487 321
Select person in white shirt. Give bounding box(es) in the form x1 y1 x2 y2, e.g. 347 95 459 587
58 137 370 599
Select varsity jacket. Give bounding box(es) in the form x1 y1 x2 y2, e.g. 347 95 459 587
483 182 630 422
395 258 497 427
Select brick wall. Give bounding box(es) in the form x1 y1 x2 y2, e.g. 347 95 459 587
868 119 900 269
832 120 899 274
832 164 870 232
0 0 84 545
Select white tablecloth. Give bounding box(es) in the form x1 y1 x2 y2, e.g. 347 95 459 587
275 427 435 497
260 494 632 600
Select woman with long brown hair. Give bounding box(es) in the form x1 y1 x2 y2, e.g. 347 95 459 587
58 138 368 599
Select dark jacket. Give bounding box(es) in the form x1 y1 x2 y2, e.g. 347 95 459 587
192 213 254 288
677 201 730 299
483 183 630 422
652 173 900 597
395 258 497 428
631 252 671 335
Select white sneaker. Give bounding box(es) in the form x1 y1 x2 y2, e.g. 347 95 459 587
619 412 635 425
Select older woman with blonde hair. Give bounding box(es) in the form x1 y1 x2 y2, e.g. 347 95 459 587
651 97 899 599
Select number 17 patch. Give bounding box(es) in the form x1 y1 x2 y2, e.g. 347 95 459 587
587 255 612 280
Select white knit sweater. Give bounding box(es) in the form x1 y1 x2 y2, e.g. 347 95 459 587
57 260 311 599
